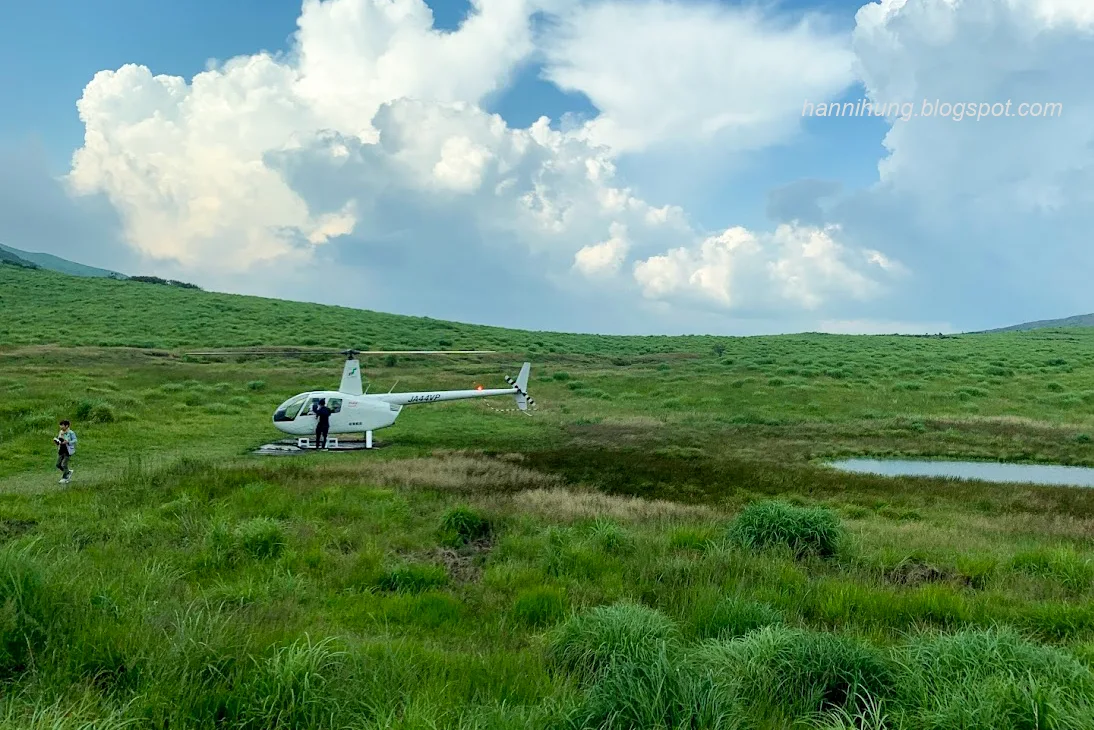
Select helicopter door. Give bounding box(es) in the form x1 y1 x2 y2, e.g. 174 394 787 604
303 396 342 418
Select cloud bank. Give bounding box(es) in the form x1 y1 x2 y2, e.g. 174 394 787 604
30 0 1094 333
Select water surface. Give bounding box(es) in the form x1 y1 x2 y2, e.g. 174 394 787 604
828 458 1094 487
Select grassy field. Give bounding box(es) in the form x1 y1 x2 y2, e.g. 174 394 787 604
3 263 1094 729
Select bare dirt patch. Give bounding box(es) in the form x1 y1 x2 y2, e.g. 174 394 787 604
429 537 494 583
885 557 973 588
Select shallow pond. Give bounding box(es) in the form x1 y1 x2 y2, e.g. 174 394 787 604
827 458 1094 487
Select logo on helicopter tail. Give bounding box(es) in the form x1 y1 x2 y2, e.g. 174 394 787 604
408 394 441 403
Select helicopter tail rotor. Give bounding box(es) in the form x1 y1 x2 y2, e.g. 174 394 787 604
504 362 535 413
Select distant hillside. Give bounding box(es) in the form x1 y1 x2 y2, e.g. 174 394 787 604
982 313 1094 333
0 243 126 279
0 265 737 354
0 247 38 269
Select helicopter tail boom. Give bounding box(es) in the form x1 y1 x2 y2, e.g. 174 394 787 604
379 387 517 406
379 363 534 411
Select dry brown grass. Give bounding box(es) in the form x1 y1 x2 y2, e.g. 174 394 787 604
306 451 720 523
849 509 1094 557
927 414 1093 431
313 452 565 494
504 487 722 523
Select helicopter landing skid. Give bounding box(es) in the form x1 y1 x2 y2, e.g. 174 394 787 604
253 435 383 455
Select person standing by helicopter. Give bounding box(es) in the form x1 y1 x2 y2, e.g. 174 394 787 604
313 398 332 449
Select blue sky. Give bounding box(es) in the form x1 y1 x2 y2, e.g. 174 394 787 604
1 0 1090 335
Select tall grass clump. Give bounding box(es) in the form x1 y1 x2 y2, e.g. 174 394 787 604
0 545 135 690
588 518 635 556
373 563 448 593
691 626 898 723
511 586 568 628
560 640 702 730
236 518 287 560
1009 546 1094 592
0 694 140 730
142 627 360 729
438 506 492 547
728 500 845 559
687 595 785 641
546 602 680 681
226 635 350 729
0 546 60 678
893 628 1094 729
74 398 117 423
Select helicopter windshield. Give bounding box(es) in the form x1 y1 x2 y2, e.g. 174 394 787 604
273 394 308 422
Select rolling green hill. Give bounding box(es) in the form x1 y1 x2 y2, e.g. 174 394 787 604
983 312 1094 332
0 264 733 353
0 242 126 279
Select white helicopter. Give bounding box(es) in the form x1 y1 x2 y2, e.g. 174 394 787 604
185 348 534 449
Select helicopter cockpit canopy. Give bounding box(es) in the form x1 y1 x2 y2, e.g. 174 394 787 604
273 393 309 422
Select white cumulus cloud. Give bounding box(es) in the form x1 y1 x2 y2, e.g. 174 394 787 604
538 0 857 155
59 0 918 331
633 223 902 312
66 0 555 273
835 0 1094 326
573 221 629 276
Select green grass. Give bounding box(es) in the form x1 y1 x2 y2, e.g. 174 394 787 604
3 265 1094 727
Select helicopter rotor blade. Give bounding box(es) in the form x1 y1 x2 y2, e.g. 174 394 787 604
182 348 497 357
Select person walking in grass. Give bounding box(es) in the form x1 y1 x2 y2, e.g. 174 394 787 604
54 419 77 483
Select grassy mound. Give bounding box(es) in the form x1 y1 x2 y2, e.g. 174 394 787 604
438 506 492 547
554 603 1094 730
546 603 681 681
895 628 1094 728
728 500 845 559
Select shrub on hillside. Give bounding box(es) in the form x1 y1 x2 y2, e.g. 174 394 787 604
129 275 201 289
74 398 117 423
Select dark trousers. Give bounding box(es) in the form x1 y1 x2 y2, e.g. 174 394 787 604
315 423 329 449
56 451 71 478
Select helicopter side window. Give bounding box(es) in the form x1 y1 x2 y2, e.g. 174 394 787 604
274 394 308 422
304 397 341 414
